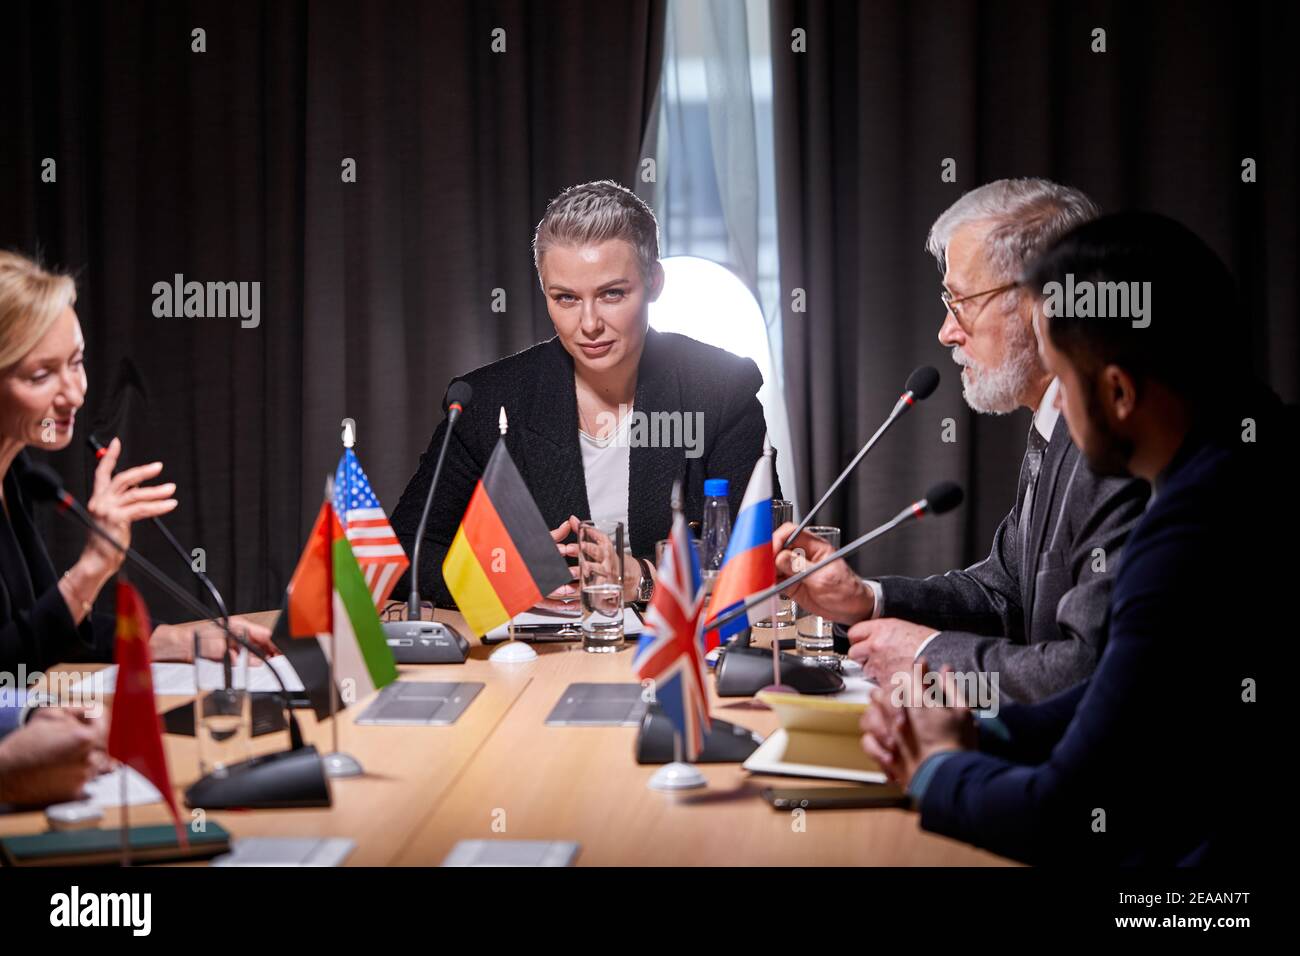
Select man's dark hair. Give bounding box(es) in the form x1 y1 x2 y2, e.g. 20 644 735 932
1024 211 1245 405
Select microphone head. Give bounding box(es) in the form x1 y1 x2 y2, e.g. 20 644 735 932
17 461 66 503
923 481 964 515
905 366 940 401
444 380 473 414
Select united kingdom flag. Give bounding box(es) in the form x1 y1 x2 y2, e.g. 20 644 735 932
632 485 712 761
333 447 410 607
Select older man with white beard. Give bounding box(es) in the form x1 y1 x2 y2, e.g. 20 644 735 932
775 179 1149 704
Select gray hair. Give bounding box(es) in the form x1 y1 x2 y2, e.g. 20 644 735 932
926 178 1100 285
533 180 660 282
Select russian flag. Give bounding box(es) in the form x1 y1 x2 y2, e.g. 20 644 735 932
702 456 774 650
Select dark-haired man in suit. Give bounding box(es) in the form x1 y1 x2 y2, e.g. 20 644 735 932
861 211 1278 864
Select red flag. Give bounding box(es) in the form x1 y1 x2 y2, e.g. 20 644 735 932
288 500 334 636
106 581 186 844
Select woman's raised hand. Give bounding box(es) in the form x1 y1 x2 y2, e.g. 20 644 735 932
81 437 177 572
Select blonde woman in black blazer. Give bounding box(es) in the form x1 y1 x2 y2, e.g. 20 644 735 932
391 181 777 608
0 251 273 672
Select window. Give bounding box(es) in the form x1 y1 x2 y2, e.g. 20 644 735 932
649 254 777 417
643 0 796 504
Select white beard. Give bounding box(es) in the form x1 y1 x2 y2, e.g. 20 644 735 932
950 318 1040 415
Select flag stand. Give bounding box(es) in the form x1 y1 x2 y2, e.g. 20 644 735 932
489 617 538 662
647 729 706 791
323 629 365 777
106 577 185 860
118 759 131 866
644 479 707 792
318 462 364 778
757 438 795 699
318 452 366 780
487 407 539 664
756 591 796 698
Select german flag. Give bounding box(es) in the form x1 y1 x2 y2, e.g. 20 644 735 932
443 438 572 636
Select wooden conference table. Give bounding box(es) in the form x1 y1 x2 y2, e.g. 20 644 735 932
1 607 1010 867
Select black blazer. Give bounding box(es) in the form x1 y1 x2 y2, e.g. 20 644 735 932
0 453 115 672
390 329 778 607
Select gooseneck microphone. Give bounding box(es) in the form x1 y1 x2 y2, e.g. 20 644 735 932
782 366 940 551
21 462 331 810
408 379 472 620
19 462 305 750
87 434 231 626
383 380 474 664
708 481 963 633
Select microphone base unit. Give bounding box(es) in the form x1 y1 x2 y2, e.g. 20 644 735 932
713 645 846 697
635 704 763 764
383 619 471 664
184 745 331 810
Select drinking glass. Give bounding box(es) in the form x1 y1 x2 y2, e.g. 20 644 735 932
753 499 796 631
193 637 251 776
655 536 701 572
579 520 625 653
794 526 841 657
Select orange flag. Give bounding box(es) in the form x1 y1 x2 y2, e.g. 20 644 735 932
106 580 186 844
288 500 333 636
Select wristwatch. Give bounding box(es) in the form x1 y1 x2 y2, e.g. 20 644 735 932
22 693 55 724
634 556 655 603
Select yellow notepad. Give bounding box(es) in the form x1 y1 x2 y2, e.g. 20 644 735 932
742 692 887 784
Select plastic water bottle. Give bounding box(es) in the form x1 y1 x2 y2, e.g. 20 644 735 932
700 478 732 602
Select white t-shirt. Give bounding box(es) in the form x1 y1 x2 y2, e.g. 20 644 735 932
579 412 631 538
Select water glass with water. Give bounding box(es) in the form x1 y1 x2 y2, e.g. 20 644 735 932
579 520 625 653
194 636 251 776
753 499 796 631
655 536 701 574
794 526 841 657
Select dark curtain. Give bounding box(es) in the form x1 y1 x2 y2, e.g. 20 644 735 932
0 0 665 616
771 0 1298 578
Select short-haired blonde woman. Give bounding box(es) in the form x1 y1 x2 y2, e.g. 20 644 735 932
0 251 273 671
390 180 777 609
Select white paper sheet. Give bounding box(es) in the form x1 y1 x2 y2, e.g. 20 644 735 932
828 675 876 703
821 670 997 717
80 765 163 808
66 654 304 697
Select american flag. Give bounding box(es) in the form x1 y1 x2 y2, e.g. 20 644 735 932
632 490 711 760
333 448 410 607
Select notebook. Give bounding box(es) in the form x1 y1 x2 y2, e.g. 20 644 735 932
741 691 887 784
1 824 231 866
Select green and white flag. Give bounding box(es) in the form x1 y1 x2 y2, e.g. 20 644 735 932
272 495 398 719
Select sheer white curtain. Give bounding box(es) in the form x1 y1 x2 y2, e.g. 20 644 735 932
640 0 798 509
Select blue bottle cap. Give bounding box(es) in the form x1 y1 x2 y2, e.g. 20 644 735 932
704 478 730 498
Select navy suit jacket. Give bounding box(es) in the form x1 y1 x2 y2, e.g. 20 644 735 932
914 415 1279 865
